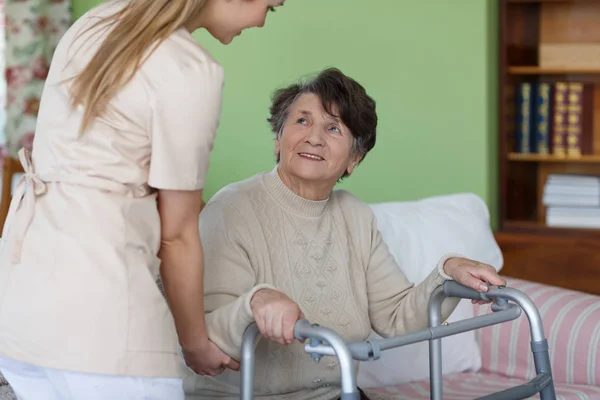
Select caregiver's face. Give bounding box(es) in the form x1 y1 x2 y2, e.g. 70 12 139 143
276 93 360 186
205 0 286 45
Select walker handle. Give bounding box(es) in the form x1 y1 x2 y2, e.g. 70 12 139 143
294 320 360 400
240 320 360 400
443 280 494 300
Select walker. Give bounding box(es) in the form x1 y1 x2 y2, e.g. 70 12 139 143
240 281 556 400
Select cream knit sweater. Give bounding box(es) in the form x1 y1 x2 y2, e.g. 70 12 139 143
182 168 460 400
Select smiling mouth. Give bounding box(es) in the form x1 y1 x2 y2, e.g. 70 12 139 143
298 153 324 161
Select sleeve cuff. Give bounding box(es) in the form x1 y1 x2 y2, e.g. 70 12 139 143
435 253 465 281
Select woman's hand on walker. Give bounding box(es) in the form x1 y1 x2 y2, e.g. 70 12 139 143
182 340 240 376
250 288 304 346
443 257 507 305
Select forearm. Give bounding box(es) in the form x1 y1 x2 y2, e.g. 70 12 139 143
389 266 459 336
369 254 461 338
159 235 208 351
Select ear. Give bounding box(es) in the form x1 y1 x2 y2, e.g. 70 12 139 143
346 153 363 175
275 136 281 157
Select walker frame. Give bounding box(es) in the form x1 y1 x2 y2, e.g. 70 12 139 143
240 281 556 400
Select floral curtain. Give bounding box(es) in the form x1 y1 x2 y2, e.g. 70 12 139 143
3 0 71 159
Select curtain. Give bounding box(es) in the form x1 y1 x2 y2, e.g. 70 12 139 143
3 0 71 158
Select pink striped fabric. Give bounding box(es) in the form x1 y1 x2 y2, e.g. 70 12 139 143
363 372 600 400
473 277 600 386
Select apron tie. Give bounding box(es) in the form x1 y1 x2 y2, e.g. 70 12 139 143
3 148 47 263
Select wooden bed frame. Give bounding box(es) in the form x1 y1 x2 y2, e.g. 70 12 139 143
0 156 24 233
495 231 600 297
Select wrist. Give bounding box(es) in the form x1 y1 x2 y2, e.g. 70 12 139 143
442 258 454 274
250 288 270 310
438 253 464 280
179 335 210 353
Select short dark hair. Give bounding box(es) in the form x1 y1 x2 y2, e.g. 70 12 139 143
267 67 378 178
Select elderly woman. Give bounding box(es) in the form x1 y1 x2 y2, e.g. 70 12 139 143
182 68 505 400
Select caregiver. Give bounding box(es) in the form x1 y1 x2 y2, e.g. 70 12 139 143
0 0 285 399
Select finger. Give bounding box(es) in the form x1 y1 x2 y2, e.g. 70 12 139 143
257 315 270 341
483 263 497 273
273 310 285 345
473 268 506 287
264 310 275 341
283 313 296 344
461 272 490 292
227 359 241 371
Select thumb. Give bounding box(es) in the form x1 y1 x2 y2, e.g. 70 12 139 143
462 271 490 292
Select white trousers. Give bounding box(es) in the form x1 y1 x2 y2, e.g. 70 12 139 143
0 356 184 400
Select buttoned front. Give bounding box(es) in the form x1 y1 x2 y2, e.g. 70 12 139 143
0 0 224 379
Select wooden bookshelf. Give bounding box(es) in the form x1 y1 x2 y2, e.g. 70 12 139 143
497 0 600 296
508 66 600 75
508 153 600 163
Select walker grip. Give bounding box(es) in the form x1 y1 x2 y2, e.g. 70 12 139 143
443 280 491 301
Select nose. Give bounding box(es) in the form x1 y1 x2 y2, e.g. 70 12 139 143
305 126 326 146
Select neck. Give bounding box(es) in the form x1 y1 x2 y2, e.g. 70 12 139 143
183 6 208 32
277 166 333 201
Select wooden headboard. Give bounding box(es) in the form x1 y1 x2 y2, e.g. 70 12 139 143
0 156 24 233
495 232 600 297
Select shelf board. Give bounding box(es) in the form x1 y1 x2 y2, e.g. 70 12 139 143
508 66 600 75
507 0 573 3
501 220 600 238
508 153 600 163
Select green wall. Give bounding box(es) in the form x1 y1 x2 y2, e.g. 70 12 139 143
73 0 498 228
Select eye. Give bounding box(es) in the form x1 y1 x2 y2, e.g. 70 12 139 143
268 6 276 12
329 125 341 134
297 117 308 125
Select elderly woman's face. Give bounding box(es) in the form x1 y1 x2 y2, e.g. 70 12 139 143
276 93 361 185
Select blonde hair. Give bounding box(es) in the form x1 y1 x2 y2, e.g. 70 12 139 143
69 0 206 133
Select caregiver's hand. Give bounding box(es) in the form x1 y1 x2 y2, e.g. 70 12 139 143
250 288 304 345
182 340 240 376
443 257 507 305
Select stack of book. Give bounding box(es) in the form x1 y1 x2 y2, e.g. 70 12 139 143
543 174 600 229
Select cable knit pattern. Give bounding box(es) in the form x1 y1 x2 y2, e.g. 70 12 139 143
182 168 459 400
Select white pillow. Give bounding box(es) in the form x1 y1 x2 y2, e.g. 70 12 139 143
357 193 503 388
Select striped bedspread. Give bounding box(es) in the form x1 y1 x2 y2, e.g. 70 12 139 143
475 278 600 387
364 372 600 399
364 277 600 399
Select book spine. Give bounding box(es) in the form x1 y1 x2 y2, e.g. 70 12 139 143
515 82 532 153
535 82 552 155
566 82 584 157
552 82 568 156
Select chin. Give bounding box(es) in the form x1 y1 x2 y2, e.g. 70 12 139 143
207 29 234 45
290 167 328 182
218 36 234 45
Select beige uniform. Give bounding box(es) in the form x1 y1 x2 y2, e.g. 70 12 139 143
0 0 224 379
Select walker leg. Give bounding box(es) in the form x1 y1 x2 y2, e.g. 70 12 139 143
532 339 555 400
428 286 445 400
240 323 261 400
295 320 360 399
